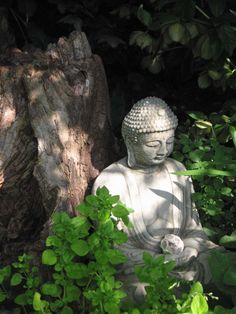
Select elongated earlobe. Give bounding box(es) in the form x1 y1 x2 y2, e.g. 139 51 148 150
127 148 136 168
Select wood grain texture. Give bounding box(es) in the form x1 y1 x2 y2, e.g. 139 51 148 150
0 31 117 262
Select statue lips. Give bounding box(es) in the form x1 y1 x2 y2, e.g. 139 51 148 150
154 155 167 161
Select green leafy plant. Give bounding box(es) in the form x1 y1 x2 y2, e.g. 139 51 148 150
173 105 236 242
135 253 213 314
0 187 233 313
0 187 131 313
209 250 236 297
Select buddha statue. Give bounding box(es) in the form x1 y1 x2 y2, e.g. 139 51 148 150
92 97 219 301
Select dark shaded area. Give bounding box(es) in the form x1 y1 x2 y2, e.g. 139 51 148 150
1 0 236 139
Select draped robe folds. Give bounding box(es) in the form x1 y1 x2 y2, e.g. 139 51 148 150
92 157 219 298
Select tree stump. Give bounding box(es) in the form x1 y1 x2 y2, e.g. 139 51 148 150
0 31 117 263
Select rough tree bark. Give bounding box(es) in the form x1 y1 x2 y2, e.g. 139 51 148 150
0 31 118 263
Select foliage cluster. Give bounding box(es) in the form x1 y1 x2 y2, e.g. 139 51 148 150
0 187 233 314
173 103 236 245
171 104 236 312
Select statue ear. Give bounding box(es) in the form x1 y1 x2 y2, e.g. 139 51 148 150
127 149 136 168
126 139 136 168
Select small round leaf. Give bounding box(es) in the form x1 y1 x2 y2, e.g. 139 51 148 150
42 249 57 265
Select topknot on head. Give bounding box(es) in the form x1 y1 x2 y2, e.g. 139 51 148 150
122 97 178 142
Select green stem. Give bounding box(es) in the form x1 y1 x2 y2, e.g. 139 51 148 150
195 5 210 20
99 301 105 314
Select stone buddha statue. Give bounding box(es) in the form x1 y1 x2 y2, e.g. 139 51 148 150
92 97 219 300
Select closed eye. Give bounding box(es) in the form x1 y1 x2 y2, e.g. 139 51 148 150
145 142 161 147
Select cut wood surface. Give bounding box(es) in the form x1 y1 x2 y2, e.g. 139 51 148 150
0 31 117 263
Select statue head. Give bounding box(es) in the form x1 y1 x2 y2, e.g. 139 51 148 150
121 97 178 168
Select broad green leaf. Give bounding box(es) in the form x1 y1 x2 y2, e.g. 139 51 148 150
137 4 152 27
71 216 88 228
10 273 23 286
195 120 212 129
75 202 91 216
174 169 236 177
1 266 11 278
201 35 212 59
104 302 120 313
109 195 120 204
114 289 127 299
223 265 236 285
71 239 89 256
229 126 236 147
168 23 185 42
14 293 27 306
65 285 80 302
42 249 57 265
0 291 7 302
86 195 99 206
187 111 207 120
42 283 60 297
219 25 236 55
208 251 232 293
112 230 128 244
50 300 64 311
131 309 141 314
208 0 225 17
198 73 211 89
208 70 222 81
33 292 46 311
106 249 127 265
186 22 198 39
88 233 100 248
136 33 152 49
112 204 129 218
100 220 114 234
62 251 74 263
46 235 62 247
96 186 110 198
191 294 208 314
130 31 144 45
190 281 203 295
189 150 204 162
95 249 109 264
65 263 88 280
221 187 232 196
60 305 73 314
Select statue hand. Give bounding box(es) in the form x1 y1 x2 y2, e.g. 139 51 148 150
175 247 198 267
164 247 198 267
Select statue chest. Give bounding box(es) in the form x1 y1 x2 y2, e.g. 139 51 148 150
129 168 176 236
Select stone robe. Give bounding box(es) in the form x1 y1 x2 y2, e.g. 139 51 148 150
92 157 219 299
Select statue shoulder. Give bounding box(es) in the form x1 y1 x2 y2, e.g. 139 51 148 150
165 157 187 172
92 158 128 194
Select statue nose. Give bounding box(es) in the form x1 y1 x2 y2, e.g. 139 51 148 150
158 143 168 155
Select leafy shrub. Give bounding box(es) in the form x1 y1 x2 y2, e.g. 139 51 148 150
173 104 236 244
0 187 223 314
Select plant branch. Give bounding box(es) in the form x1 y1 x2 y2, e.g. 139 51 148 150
195 5 210 20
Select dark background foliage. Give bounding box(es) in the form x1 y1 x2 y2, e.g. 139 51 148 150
1 0 236 132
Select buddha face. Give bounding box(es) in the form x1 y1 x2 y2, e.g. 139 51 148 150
128 129 175 168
